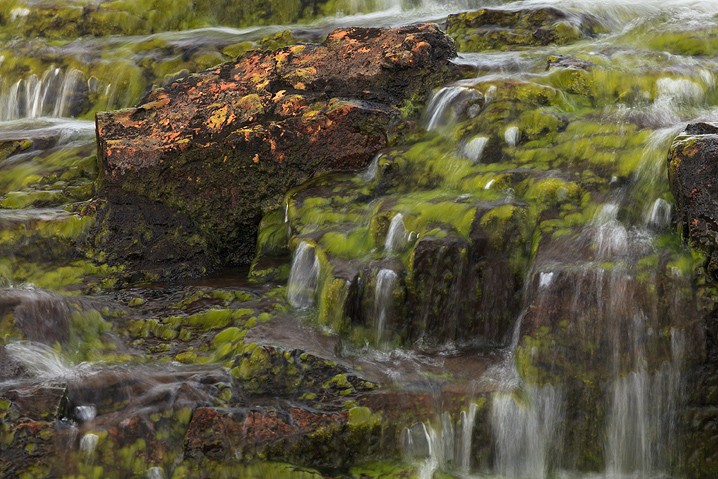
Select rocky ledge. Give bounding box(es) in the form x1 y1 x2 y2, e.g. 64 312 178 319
668 122 718 477
93 24 458 279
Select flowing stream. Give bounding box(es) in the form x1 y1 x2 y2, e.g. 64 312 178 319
2 0 718 477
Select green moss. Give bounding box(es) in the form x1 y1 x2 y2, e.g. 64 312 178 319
347 406 381 427
233 345 271 381
317 276 350 332
319 229 372 259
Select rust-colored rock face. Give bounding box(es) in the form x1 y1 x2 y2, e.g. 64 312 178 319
94 24 457 277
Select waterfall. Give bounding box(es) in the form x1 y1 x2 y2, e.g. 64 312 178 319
504 125 520 147
145 466 166 479
462 135 489 163
5 340 81 379
384 213 406 254
0 67 87 120
74 405 97 423
484 122 694 477
361 153 381 182
287 242 321 309
644 197 672 230
424 86 481 131
79 433 99 460
491 385 564 479
403 406 480 478
458 401 478 474
373 268 398 347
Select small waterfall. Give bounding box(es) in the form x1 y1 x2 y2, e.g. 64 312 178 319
373 268 398 347
462 135 489 163
593 204 629 259
424 86 481 131
426 87 464 131
384 213 406 254
4 340 81 379
74 405 97 423
644 198 672 229
361 153 381 182
403 413 455 478
146 466 166 479
287 242 321 309
605 318 684 477
0 67 87 121
79 433 99 460
504 125 520 147
458 401 478 474
491 385 564 479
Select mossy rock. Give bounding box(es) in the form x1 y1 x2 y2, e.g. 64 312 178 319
446 6 602 52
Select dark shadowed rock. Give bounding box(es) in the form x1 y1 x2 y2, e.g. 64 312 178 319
668 127 718 276
668 123 718 478
94 24 458 279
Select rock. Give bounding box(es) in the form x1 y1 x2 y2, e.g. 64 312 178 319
0 418 57 478
0 384 68 422
668 126 718 277
183 406 376 469
669 124 718 477
446 7 602 52
94 24 458 279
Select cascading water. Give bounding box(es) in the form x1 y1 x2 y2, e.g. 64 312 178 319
4 0 718 477
503 126 520 147
491 385 564 479
0 67 87 121
287 241 321 309
462 136 489 163
373 268 398 347
385 213 407 254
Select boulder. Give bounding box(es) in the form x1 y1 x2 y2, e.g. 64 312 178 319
668 122 718 477
668 122 718 276
94 24 458 278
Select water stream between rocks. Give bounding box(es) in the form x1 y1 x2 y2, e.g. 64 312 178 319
2 0 718 478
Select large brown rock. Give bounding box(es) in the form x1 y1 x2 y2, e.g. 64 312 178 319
94 24 457 278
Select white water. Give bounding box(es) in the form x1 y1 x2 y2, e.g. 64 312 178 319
4 341 88 379
425 86 482 131
362 153 382 182
492 385 564 479
385 213 407 254
74 405 97 423
462 136 489 163
403 407 478 479
0 67 86 121
459 401 478 474
80 433 99 460
374 268 398 347
504 126 520 147
287 241 321 309
3 0 716 477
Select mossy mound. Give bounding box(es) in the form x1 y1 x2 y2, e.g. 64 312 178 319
446 6 604 52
